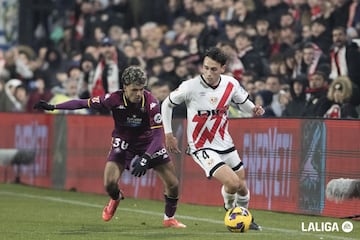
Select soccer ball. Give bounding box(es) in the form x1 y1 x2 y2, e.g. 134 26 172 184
224 206 252 232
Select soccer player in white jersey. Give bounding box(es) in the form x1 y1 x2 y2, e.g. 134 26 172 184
161 47 265 230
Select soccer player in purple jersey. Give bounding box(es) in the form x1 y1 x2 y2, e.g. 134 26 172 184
34 66 186 228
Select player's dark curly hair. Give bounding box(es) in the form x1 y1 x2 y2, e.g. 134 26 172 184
121 66 147 86
204 47 227 66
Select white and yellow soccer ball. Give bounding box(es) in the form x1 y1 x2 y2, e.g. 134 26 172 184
224 206 252 232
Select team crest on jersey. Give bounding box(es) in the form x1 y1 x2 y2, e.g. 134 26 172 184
91 96 100 103
210 96 218 104
154 113 162 124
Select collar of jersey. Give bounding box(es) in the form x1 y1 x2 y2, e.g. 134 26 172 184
123 93 145 107
200 75 221 89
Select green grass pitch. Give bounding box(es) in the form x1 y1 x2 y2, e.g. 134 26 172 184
0 183 359 240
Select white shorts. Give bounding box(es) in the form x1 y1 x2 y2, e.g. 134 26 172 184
190 149 243 178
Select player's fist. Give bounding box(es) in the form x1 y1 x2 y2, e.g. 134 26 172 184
34 100 55 111
253 105 265 116
131 154 151 177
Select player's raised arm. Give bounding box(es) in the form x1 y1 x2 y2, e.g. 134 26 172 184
34 99 90 111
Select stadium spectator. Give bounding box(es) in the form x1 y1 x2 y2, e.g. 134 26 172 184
309 18 332 53
212 0 236 22
303 71 331 117
222 20 245 42
26 74 53 113
282 75 307 117
40 47 67 89
4 46 35 85
217 41 244 81
89 37 122 98
254 78 266 92
329 26 360 91
232 0 255 26
0 79 24 112
265 74 283 117
324 75 359 118
235 32 267 79
161 47 264 230
244 80 257 101
197 13 223 54
159 55 182 91
297 42 329 77
33 66 186 228
253 18 272 59
254 89 276 117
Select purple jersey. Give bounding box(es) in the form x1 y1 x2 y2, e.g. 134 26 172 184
89 90 162 142
88 90 168 168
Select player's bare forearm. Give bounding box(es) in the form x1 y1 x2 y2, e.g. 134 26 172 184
165 133 180 154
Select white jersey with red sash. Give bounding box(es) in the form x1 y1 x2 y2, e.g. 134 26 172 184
168 74 249 152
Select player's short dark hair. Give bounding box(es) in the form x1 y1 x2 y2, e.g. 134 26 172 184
204 47 227 66
121 66 147 86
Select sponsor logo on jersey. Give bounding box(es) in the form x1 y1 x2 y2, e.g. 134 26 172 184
126 115 142 126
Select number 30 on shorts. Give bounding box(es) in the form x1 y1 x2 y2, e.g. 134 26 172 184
112 137 129 150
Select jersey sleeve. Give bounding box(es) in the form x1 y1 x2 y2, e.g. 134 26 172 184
168 81 189 106
232 80 249 104
147 94 163 129
88 93 116 110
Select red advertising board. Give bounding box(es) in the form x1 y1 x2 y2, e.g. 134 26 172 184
0 113 53 187
322 120 360 217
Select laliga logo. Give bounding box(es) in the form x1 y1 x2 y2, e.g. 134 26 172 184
301 221 353 233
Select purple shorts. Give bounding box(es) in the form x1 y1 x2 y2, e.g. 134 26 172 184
107 137 170 169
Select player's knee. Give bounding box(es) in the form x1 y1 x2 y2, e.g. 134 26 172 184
105 182 119 200
224 178 242 193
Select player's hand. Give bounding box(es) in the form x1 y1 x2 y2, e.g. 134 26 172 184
165 133 181 154
33 100 55 111
131 154 151 177
253 105 265 116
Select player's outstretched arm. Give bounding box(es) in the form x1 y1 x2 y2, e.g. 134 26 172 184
34 99 89 111
239 98 265 117
326 178 360 202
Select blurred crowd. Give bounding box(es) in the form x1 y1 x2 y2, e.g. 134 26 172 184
0 0 360 119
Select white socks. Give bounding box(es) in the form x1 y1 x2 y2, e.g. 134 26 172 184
221 185 250 209
236 190 250 208
221 185 236 210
